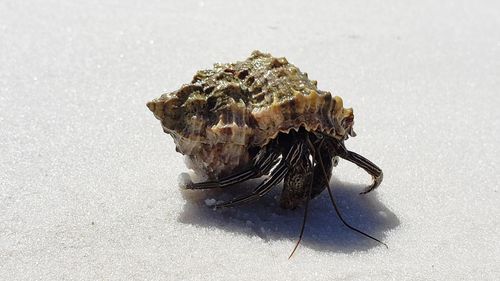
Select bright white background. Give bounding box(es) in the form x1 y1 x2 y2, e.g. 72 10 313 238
1 0 499 280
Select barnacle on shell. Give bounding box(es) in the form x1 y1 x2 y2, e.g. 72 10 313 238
147 51 355 179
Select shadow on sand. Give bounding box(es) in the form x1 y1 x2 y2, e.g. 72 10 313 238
178 176 400 253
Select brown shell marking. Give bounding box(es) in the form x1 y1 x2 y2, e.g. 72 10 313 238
147 51 355 179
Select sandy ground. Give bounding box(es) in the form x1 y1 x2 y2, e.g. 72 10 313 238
1 0 499 280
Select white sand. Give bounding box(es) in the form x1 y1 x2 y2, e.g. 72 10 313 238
1 0 499 280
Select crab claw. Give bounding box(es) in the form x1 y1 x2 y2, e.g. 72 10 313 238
360 171 383 194
334 141 383 194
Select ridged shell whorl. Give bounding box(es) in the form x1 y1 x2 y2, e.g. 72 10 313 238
147 51 355 179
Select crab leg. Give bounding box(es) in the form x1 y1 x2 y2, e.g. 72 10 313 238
309 155 333 198
314 141 388 248
185 147 280 190
310 140 334 199
215 142 305 208
335 141 383 194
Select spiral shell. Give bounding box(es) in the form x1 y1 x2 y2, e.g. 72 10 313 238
147 51 355 178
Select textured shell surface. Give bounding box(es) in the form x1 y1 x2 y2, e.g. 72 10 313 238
147 51 355 179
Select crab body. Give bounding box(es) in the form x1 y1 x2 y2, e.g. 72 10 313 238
147 51 382 210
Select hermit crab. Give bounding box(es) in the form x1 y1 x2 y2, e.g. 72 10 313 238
147 51 386 255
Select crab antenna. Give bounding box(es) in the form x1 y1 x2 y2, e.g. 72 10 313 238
288 136 315 259
316 139 388 249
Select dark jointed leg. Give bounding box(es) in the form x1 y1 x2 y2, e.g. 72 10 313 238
280 146 313 210
286 136 315 258
214 142 305 209
334 140 383 194
185 145 280 190
309 140 334 200
315 139 388 248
